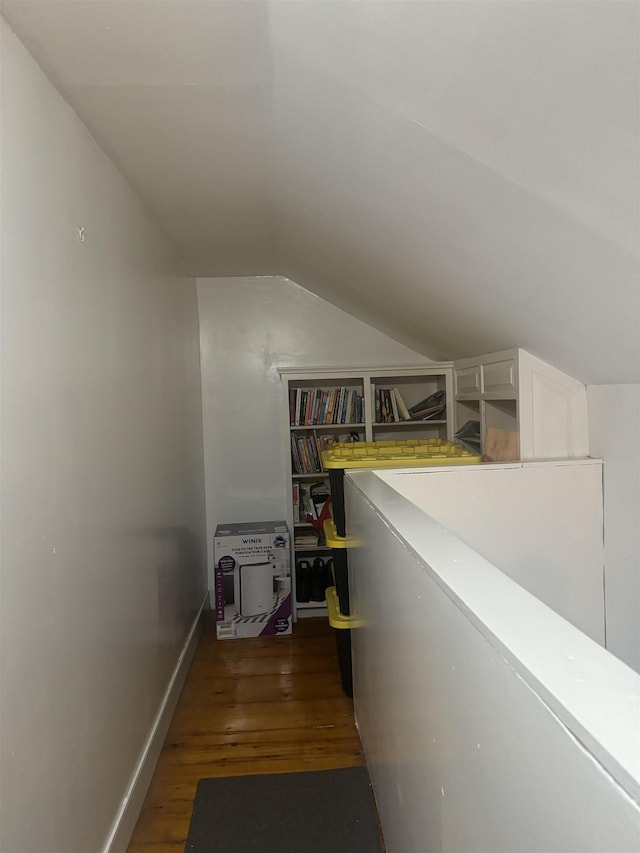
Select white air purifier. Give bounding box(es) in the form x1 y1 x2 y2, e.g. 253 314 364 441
234 560 274 617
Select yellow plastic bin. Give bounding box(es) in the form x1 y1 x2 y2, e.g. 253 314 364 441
321 439 481 537
323 516 357 618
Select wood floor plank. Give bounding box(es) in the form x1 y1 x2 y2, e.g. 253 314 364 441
178 677 346 707
147 751 365 785
127 615 363 851
186 654 338 679
161 722 360 752
156 737 363 768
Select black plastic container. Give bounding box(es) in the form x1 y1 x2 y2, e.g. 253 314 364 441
328 468 347 536
331 547 350 616
335 627 353 697
326 463 352 697
327 551 352 697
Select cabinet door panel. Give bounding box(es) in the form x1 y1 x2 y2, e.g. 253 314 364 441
482 360 515 395
455 366 480 395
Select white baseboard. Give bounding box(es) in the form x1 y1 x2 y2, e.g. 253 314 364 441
103 590 209 853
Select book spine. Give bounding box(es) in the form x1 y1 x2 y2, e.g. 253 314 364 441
289 389 296 425
318 391 325 424
306 436 316 472
305 390 313 425
305 437 315 473
304 390 311 425
390 388 400 422
322 390 330 424
294 390 300 426
394 387 411 420
327 390 336 424
291 434 301 474
292 482 300 522
311 432 321 472
297 436 309 473
302 437 311 472
323 390 330 424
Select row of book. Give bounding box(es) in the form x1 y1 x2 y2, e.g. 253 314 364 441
294 529 320 547
374 388 447 423
293 480 330 547
290 387 364 426
290 432 336 474
292 481 330 524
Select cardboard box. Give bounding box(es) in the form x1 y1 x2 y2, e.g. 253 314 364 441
213 521 292 639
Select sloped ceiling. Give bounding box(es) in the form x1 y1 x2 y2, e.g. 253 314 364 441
1 0 638 383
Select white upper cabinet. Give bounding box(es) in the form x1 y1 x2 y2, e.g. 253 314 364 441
454 349 588 461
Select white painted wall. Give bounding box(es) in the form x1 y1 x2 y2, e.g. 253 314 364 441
196 275 429 592
588 384 640 673
346 471 640 853
376 461 605 645
0 20 206 853
3 3 636 386
271 1 640 384
0 0 277 276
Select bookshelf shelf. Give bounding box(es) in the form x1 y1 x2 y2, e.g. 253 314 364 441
293 545 331 553
289 422 365 430
280 364 455 620
372 419 447 427
292 472 329 480
295 599 328 617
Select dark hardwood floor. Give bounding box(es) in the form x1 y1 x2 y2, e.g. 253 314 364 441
127 615 364 852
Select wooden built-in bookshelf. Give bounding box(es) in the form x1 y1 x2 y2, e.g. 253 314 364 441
279 364 454 619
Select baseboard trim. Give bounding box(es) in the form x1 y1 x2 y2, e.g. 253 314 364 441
103 590 209 853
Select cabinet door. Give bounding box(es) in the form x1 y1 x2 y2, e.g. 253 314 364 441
455 366 481 395
482 359 516 395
